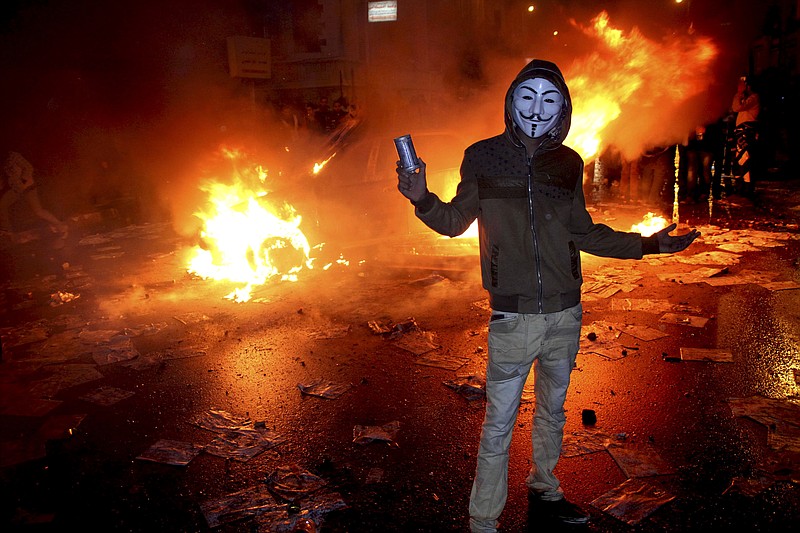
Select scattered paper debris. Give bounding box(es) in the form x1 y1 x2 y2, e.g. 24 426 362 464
722 473 776 496
415 351 469 371
679 347 733 362
393 329 439 355
79 386 135 406
590 478 675 525
136 439 205 466
562 429 614 458
443 375 486 401
606 443 675 477
759 280 800 291
266 465 328 502
298 378 352 399
353 420 400 445
659 313 709 328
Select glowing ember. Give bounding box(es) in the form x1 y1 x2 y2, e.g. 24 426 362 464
565 11 718 162
631 212 668 237
187 150 313 302
313 153 336 174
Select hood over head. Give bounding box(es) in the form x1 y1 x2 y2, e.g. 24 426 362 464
504 59 572 149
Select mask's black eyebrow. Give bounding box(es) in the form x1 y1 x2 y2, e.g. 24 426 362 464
517 86 561 96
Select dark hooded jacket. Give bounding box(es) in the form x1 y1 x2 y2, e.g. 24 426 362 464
412 59 659 314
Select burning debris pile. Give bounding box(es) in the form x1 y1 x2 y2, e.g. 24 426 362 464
186 148 320 302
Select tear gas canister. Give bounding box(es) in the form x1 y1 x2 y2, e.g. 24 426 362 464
393 134 420 171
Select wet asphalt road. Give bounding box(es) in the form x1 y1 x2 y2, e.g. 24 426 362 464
1 180 800 533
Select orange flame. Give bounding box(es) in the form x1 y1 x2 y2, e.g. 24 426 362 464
313 153 336 174
630 212 668 237
566 11 718 162
187 149 313 302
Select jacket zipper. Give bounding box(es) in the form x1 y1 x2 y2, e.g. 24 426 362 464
527 153 544 313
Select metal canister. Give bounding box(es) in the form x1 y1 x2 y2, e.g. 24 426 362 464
393 134 420 171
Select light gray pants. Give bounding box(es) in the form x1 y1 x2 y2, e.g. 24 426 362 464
469 304 582 532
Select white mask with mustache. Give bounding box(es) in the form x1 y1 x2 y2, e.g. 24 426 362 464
511 78 563 138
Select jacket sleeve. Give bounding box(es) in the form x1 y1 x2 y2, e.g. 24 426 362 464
568 171 644 259
413 153 480 238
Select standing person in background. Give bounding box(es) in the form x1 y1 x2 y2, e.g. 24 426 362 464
1 151 68 241
731 76 760 199
396 58 700 533
685 123 718 203
638 144 673 206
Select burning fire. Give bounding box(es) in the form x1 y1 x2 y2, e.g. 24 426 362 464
187 149 314 302
630 212 668 237
565 11 718 162
313 153 336 174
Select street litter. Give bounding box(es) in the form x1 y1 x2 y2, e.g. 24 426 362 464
253 490 346 532
656 266 728 284
415 351 469 371
679 347 733 362
590 478 675 525
759 280 800 291
201 483 345 532
700 227 799 249
614 323 669 342
205 432 279 462
722 472 776 496
79 386 135 406
672 250 741 266
579 321 652 360
29 363 103 398
367 317 418 337
121 348 203 370
659 313 709 328
561 429 615 457
393 329 439 355
90 334 139 365
136 439 205 466
727 395 800 428
726 396 800 454
717 243 762 253
582 266 642 302
353 420 400 445
610 298 700 314
200 484 284 528
192 409 286 461
703 268 779 287
605 442 675 477
298 378 352 399
443 375 485 401
266 465 327 502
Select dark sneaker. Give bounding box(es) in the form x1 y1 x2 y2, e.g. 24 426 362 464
529 494 590 525
550 498 590 525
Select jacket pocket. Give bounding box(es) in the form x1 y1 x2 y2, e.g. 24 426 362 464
568 240 580 279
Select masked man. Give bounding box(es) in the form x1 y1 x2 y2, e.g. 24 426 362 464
396 59 700 532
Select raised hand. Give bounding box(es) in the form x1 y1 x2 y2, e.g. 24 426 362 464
396 158 428 203
655 223 701 253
